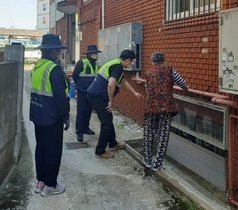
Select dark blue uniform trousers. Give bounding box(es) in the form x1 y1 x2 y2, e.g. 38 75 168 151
87 93 118 154
76 89 93 134
34 119 63 188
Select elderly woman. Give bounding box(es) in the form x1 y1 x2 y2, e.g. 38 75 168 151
132 52 188 171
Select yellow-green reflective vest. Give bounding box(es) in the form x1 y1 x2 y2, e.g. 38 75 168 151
30 58 69 126
80 58 98 77
31 58 68 96
98 58 123 87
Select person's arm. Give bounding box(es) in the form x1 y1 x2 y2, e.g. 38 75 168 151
106 77 117 112
72 60 83 83
105 64 123 112
50 66 70 122
121 78 143 99
131 76 146 83
172 68 188 91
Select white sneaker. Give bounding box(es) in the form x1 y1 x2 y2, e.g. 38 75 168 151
34 181 44 193
41 183 65 197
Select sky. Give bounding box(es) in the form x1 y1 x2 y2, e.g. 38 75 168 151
0 0 37 30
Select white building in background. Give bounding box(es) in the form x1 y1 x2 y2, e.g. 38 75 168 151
37 0 50 34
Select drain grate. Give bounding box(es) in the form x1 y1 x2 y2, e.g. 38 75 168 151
65 142 91 150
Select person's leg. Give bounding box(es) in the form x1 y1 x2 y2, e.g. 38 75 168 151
108 123 117 147
142 113 155 167
76 90 89 141
87 94 116 155
43 119 64 187
34 124 45 182
34 125 46 193
153 113 172 170
76 90 87 136
82 96 94 134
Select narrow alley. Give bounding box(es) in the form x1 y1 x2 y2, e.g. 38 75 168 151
0 68 182 210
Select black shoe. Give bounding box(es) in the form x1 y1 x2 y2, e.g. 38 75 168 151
83 129 95 135
77 133 83 142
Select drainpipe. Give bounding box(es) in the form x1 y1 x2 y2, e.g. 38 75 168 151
102 0 105 29
173 86 229 100
173 86 238 108
68 14 71 64
228 115 238 207
228 0 231 8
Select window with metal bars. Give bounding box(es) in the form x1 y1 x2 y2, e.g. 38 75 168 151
165 0 220 21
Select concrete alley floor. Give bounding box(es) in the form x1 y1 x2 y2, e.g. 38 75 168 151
0 69 181 210
0 68 234 210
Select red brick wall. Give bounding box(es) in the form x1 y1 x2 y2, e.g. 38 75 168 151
79 0 238 125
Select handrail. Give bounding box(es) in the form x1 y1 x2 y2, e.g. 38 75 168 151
173 86 229 99
173 86 238 109
211 98 238 109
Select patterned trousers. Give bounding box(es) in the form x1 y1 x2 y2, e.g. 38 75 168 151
142 112 172 167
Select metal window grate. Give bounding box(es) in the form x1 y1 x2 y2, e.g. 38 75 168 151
165 0 220 22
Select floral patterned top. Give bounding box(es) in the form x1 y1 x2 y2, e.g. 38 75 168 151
144 66 185 116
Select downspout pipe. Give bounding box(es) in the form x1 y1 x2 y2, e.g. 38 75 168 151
228 115 238 207
211 98 238 109
102 0 105 29
228 0 231 9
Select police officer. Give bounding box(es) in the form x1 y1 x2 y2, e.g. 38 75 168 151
30 34 70 197
73 45 101 142
87 50 143 159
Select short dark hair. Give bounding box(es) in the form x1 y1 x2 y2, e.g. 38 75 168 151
150 52 165 63
119 50 136 60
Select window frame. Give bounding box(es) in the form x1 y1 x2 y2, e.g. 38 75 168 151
165 0 220 22
43 17 46 24
43 3 46 11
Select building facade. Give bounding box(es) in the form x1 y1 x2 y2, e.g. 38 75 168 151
37 0 50 34
77 0 238 207
47 0 238 206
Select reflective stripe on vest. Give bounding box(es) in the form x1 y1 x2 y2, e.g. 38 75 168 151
98 58 123 87
31 59 68 97
80 58 98 77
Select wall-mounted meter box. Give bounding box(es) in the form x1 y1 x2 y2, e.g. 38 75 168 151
219 8 238 94
98 22 142 71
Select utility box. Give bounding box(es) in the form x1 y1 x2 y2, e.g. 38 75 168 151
219 8 238 94
98 22 142 71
